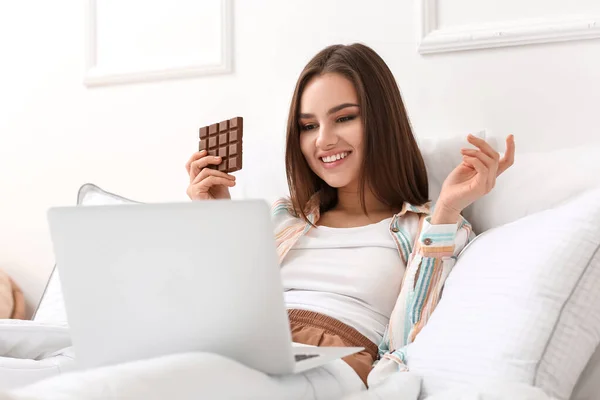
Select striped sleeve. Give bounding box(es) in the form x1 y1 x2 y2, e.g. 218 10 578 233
369 213 475 386
270 197 299 231
270 197 293 218
405 215 474 342
418 216 461 258
270 198 307 265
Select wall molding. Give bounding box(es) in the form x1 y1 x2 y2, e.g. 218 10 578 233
84 0 233 87
418 0 600 54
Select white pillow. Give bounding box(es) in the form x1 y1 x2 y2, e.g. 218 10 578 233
462 144 600 234
33 183 139 326
0 320 70 360
571 345 600 400
405 188 600 400
75 183 141 206
417 129 492 205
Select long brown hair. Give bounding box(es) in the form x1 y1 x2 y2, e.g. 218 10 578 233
285 43 429 222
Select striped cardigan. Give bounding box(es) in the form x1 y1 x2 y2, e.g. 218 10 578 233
271 195 475 372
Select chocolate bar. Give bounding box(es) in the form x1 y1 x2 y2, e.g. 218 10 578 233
199 117 243 173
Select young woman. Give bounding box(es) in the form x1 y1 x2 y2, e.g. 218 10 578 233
185 43 515 387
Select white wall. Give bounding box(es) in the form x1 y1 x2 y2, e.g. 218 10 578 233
1 0 600 316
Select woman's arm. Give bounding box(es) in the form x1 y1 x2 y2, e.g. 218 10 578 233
370 134 515 386
378 212 474 361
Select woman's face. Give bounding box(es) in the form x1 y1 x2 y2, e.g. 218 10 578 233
298 73 364 190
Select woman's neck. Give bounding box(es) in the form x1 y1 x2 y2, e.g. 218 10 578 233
333 185 393 216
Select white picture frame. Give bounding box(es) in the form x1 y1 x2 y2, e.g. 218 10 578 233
418 0 600 54
84 0 233 87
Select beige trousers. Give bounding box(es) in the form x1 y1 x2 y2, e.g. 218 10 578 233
288 309 379 387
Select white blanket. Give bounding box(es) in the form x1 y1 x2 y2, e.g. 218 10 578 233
1 352 364 400
0 321 553 400
0 351 554 400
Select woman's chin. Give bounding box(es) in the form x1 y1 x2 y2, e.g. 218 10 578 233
321 176 354 189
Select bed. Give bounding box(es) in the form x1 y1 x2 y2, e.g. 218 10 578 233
1 132 599 400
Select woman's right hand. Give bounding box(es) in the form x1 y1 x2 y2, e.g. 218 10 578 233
186 150 236 200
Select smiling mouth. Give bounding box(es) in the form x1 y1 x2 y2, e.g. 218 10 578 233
319 151 352 169
320 151 351 163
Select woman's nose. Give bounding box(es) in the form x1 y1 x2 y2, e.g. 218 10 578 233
315 125 338 149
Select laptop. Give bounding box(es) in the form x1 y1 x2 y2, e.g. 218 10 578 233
46 200 363 374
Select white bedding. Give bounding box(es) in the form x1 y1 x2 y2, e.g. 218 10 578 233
1 351 364 400
0 350 553 400
0 321 550 399
8 139 593 400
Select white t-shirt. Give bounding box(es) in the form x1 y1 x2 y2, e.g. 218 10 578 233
281 217 403 344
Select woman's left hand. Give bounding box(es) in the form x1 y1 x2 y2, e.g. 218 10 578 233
434 134 516 220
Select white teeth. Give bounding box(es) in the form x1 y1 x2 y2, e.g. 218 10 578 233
321 152 349 163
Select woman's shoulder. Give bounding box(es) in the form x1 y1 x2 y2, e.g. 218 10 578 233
395 203 428 236
270 197 297 217
270 197 304 229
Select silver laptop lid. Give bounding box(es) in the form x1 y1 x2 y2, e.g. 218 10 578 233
47 200 294 374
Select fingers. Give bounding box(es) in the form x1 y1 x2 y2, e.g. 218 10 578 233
192 167 236 185
498 134 516 175
186 173 235 200
462 155 489 192
197 176 236 190
467 134 499 162
188 151 224 182
466 133 516 179
185 150 205 176
460 148 497 191
460 148 494 168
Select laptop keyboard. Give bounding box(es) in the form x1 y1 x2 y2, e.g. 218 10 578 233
295 354 319 362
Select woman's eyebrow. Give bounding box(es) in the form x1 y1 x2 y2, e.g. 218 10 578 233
299 103 359 119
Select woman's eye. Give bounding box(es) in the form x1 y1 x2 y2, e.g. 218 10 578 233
301 124 317 131
336 115 356 123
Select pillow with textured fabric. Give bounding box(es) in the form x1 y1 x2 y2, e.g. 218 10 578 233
33 184 139 325
75 183 141 206
405 188 600 400
0 320 70 359
417 129 491 205
571 345 600 400
462 144 600 235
